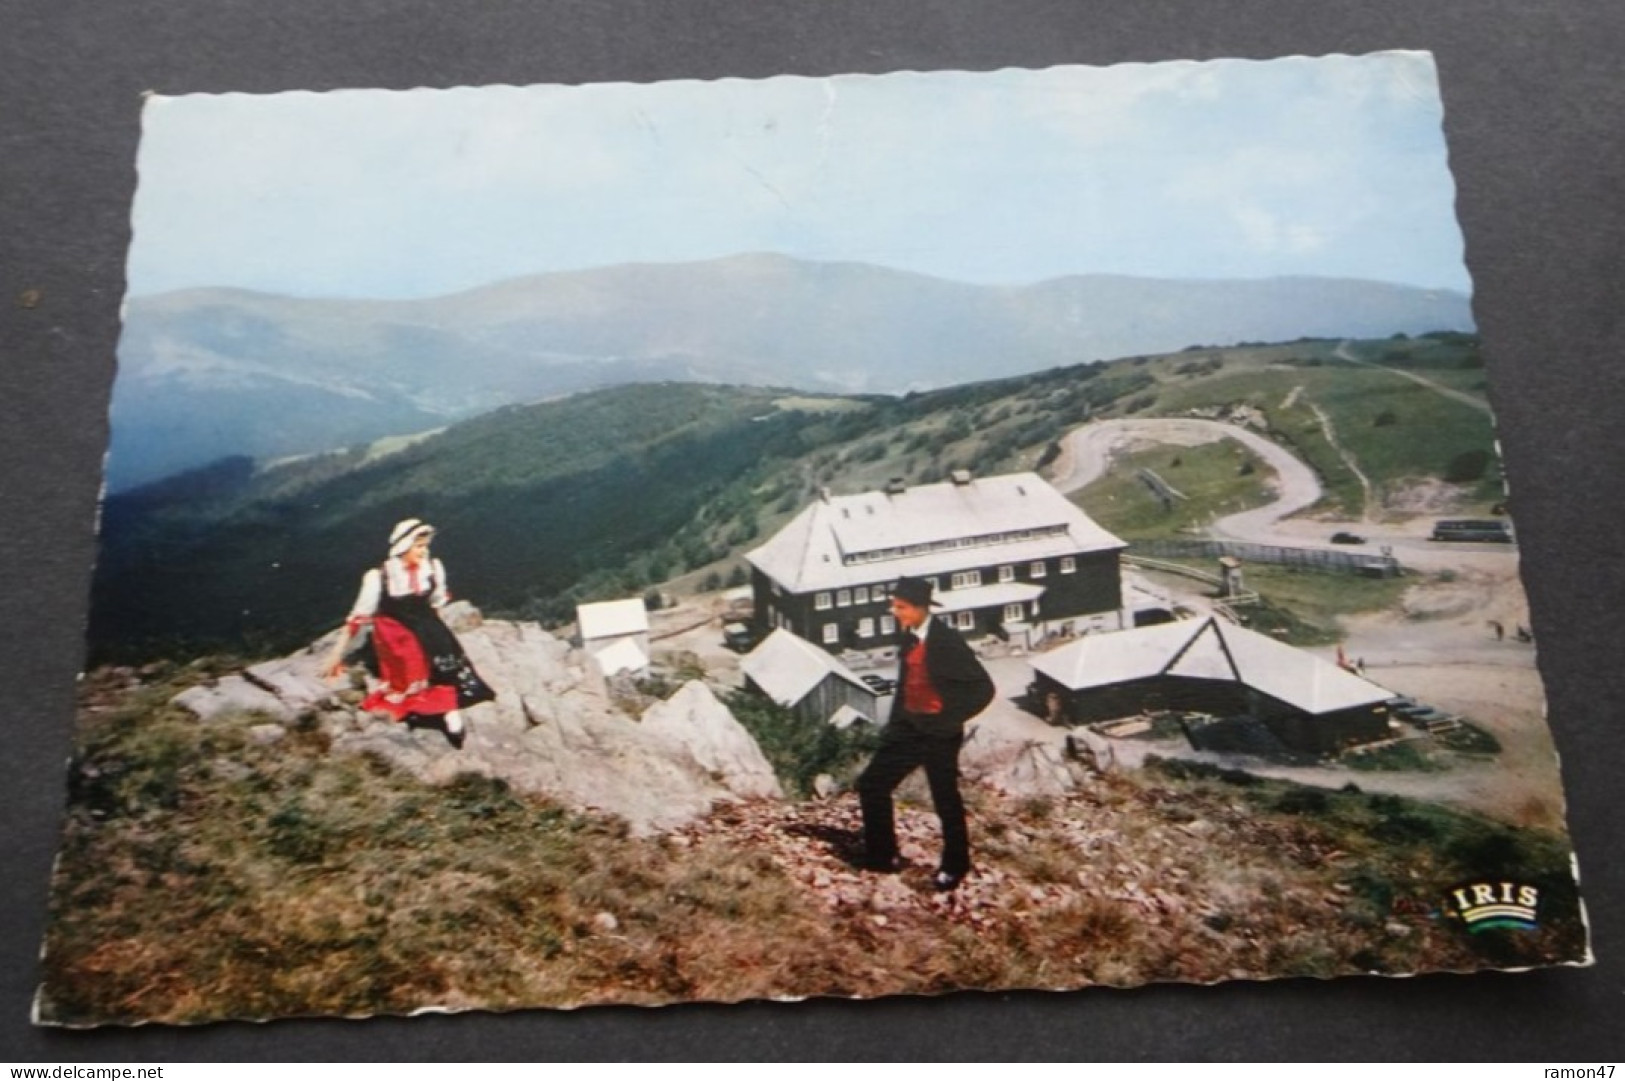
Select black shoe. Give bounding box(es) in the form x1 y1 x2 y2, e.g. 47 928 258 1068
444 725 466 750
933 869 967 892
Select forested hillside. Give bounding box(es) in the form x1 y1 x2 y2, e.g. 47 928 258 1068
90 332 1494 662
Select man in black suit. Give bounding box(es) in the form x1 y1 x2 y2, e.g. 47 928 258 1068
856 575 996 891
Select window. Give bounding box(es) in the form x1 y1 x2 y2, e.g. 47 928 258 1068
951 570 982 589
880 615 896 635
953 611 975 631
874 582 890 600
854 586 869 604
1061 556 1077 574
837 589 852 607
822 623 839 645
1030 561 1047 578
857 617 875 638
998 565 1015 583
1003 603 1025 623
815 592 832 610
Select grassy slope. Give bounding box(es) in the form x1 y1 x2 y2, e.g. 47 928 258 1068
89 334 1494 661
1143 337 1499 516
1069 439 1277 540
39 671 1585 1025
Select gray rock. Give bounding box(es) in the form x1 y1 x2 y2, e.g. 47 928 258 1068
245 649 335 712
440 600 483 633
247 724 287 746
962 726 1079 798
208 757 253 782
641 681 783 801
173 677 294 723
319 617 784 835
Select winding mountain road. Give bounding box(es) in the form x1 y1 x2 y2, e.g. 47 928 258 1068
1050 416 1516 575
1047 417 1547 828
1049 416 1323 543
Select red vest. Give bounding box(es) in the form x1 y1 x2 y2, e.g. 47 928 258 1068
901 635 944 715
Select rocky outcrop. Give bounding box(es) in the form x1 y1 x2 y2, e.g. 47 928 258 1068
171 613 783 834
641 681 784 801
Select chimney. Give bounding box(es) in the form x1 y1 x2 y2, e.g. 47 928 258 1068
950 469 973 486
884 477 907 495
819 486 831 502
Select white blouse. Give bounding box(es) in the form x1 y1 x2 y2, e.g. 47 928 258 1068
347 557 449 620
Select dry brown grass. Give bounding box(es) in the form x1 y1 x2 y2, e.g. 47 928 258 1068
38 671 1589 1026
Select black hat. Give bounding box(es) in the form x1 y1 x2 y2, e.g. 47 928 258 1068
893 576 938 609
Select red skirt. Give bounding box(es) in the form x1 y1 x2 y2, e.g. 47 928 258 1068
360 615 459 720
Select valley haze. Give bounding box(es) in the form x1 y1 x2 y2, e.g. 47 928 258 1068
111 254 1471 491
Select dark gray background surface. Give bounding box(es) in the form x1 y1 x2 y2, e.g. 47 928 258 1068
3 0 1622 1061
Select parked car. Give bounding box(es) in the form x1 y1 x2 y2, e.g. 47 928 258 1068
1330 531 1366 544
1388 697 1454 727
722 622 756 652
860 674 896 695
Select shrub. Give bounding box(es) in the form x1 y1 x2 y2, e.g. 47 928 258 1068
724 690 880 799
1444 449 1491 483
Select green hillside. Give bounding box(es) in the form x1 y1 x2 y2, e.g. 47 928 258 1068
1139 333 1498 516
90 332 1498 662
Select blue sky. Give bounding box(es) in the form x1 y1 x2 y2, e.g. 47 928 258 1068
128 52 1471 299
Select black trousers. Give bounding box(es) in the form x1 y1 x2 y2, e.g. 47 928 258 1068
857 712 969 876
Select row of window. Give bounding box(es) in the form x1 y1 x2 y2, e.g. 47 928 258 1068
841 524 1071 566
814 581 893 611
812 557 1077 610
817 600 1040 644
821 614 899 644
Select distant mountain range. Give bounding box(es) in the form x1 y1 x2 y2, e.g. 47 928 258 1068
110 254 1473 490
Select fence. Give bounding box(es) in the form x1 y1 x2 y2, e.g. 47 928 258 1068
1130 538 1402 577
1122 554 1260 606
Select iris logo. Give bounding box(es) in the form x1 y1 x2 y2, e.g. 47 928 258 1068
1446 881 1539 932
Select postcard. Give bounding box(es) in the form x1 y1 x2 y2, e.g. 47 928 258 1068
36 52 1589 1026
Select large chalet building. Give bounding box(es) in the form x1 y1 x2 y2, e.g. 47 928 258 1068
745 470 1128 653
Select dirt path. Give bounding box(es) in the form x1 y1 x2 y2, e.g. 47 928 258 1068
1305 397 1375 523
1333 340 1493 416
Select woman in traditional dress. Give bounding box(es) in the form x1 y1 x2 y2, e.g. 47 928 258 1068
324 518 495 748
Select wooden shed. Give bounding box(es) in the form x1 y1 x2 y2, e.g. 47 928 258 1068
1029 617 1392 754
741 628 884 727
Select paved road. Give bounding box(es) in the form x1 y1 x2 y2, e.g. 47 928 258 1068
1047 417 1543 825
1052 415 1515 575
1051 416 1323 518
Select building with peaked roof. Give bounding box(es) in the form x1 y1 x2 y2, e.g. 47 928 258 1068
746 471 1128 652
741 628 884 726
591 636 649 678
1029 616 1393 754
576 598 651 669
